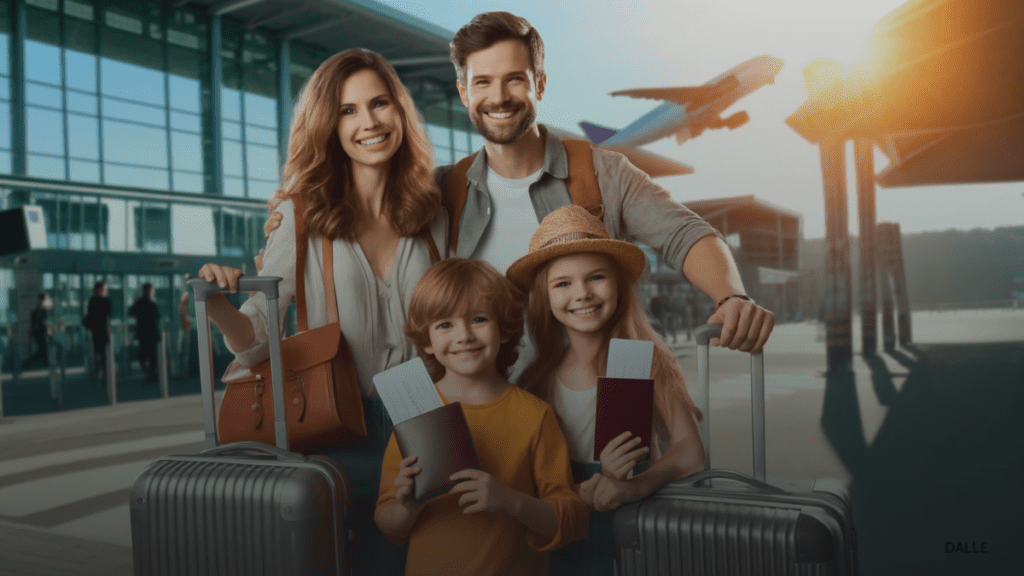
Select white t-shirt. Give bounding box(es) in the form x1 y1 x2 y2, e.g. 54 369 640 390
551 379 599 464
469 166 544 274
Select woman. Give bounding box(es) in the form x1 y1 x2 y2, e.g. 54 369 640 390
196 48 446 576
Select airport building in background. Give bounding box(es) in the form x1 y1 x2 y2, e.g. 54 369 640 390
0 0 480 374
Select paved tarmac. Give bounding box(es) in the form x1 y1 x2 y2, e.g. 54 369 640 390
0 311 1021 575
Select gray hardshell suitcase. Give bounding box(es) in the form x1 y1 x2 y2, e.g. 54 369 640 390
130 276 351 576
613 324 858 575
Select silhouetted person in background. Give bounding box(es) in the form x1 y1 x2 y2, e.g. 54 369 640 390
22 292 52 368
129 283 160 383
84 281 112 381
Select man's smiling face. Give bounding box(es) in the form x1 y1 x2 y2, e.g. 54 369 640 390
458 39 545 145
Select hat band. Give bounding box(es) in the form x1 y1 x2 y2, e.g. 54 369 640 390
540 231 604 249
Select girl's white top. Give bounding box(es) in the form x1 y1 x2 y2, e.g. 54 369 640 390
224 198 447 396
551 378 599 464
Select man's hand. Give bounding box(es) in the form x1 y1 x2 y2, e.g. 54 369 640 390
706 297 774 354
599 431 649 481
448 469 515 515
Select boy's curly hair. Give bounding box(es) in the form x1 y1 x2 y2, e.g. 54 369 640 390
405 258 525 381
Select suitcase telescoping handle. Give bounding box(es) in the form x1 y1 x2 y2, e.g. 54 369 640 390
695 323 766 481
188 276 287 451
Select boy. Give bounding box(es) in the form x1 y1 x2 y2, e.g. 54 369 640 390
375 258 588 575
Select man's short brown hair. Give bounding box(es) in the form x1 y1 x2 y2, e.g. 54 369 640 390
450 11 544 85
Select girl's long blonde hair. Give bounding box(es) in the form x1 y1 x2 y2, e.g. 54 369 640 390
269 48 440 240
518 253 702 448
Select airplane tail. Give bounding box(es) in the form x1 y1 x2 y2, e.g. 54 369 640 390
579 121 618 145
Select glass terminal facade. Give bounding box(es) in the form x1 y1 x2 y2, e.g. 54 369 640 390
0 0 477 392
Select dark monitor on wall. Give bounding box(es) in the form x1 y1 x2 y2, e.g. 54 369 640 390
0 206 48 257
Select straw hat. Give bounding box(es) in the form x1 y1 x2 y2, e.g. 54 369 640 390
506 205 647 289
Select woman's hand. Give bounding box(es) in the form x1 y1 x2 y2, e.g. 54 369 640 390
591 475 642 512
577 472 601 509
448 469 516 515
394 456 426 512
197 263 245 292
599 431 649 481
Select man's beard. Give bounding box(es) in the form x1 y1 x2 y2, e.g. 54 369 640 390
469 101 537 145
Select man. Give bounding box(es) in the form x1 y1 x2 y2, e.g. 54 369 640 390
444 11 773 354
129 283 160 383
84 281 113 381
22 292 52 368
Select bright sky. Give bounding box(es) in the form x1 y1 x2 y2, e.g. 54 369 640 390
378 0 1023 239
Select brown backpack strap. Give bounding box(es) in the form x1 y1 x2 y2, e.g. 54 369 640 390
562 138 604 220
442 153 477 254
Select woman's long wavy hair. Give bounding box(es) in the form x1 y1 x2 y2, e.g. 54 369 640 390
270 48 440 240
518 253 702 451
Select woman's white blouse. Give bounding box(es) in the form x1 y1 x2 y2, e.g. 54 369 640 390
225 198 447 396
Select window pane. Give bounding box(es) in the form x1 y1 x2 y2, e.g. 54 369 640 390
168 74 199 113
223 176 244 197
171 130 202 172
245 125 276 146
245 143 278 181
104 163 168 189
69 159 100 182
221 120 241 141
27 106 65 154
243 92 276 129
68 114 99 160
247 179 276 200
102 119 167 167
67 91 98 114
222 87 241 121
65 49 98 92
27 82 62 108
170 110 200 132
0 103 8 149
28 153 65 179
171 204 216 255
222 139 242 176
172 171 203 193
103 96 166 126
100 58 164 106
26 40 61 84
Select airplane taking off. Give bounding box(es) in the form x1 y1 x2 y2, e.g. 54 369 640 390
580 55 784 149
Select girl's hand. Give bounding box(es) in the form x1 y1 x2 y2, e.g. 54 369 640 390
577 472 602 509
394 456 425 511
599 431 650 480
448 469 515 515
197 263 245 292
592 475 642 512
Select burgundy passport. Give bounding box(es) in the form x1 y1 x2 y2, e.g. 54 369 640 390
594 377 655 461
392 402 482 502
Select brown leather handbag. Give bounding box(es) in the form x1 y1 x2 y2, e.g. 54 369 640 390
217 195 366 453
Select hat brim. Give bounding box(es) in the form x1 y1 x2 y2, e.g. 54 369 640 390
506 238 647 290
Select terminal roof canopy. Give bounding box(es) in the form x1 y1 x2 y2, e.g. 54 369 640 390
786 0 1024 187
185 0 458 86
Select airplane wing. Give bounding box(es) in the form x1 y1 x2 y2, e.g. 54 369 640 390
611 75 740 108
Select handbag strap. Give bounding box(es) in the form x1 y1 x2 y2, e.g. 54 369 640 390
291 195 338 331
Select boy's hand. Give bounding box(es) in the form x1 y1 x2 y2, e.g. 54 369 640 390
577 472 602 509
599 431 649 480
448 469 515 515
395 456 425 511
592 475 642 512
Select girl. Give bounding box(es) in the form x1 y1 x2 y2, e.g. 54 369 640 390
507 205 705 576
196 49 446 576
